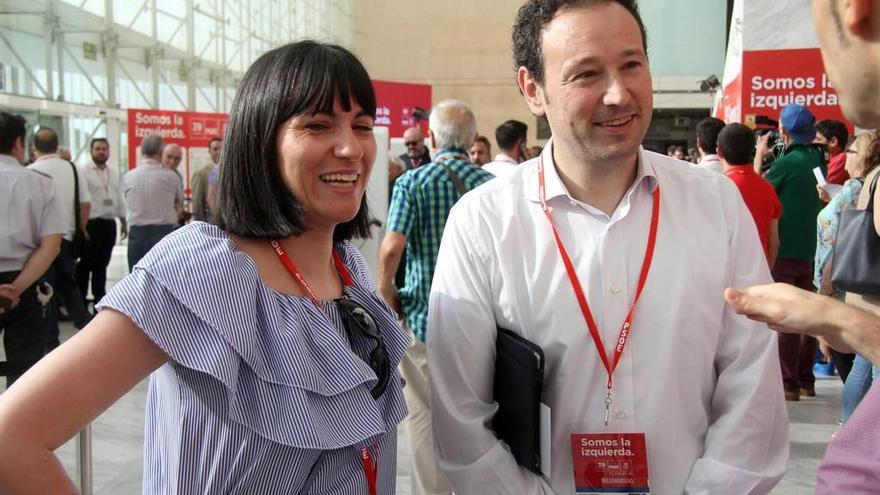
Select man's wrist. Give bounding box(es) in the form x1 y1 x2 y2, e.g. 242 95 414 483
5 282 22 298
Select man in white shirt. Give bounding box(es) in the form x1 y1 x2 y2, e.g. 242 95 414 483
29 128 93 348
696 117 725 174
481 119 528 178
426 1 788 494
75 138 127 306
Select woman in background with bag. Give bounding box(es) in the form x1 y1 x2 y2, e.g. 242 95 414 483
825 132 880 422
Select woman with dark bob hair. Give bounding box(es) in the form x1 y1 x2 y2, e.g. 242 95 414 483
0 41 410 494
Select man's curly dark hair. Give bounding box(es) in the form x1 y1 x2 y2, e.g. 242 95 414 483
512 0 648 84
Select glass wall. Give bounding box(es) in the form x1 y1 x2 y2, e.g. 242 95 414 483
0 0 354 166
639 0 728 78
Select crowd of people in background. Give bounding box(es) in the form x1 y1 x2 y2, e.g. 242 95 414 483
0 124 223 388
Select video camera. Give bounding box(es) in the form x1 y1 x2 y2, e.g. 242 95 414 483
754 115 785 172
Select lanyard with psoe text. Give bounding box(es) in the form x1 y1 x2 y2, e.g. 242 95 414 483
270 241 379 493
269 240 353 309
537 156 660 425
360 444 380 495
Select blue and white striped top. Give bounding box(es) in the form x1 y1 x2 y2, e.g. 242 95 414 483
97 222 411 494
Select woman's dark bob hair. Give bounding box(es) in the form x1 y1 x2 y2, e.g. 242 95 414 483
215 40 376 241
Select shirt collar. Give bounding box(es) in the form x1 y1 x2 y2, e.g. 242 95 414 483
0 154 23 169
723 165 756 177
700 154 721 163
139 157 162 168
34 154 60 162
494 153 518 165
434 148 469 163
525 138 658 205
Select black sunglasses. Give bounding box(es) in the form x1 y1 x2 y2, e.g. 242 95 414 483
335 298 391 399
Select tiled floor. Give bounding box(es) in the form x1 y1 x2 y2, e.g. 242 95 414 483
2 245 844 494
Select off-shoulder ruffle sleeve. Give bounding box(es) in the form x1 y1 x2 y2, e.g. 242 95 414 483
97 222 410 450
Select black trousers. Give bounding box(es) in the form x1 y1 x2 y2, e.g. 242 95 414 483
46 239 92 350
75 218 117 303
127 224 175 271
0 271 48 387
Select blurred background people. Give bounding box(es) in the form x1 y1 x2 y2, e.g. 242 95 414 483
0 112 64 387
76 138 127 310
482 119 528 178
695 117 726 173
29 127 93 348
400 126 432 170
468 135 492 166
124 136 183 270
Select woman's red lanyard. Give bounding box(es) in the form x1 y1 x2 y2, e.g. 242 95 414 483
360 444 380 495
269 240 378 493
268 240 353 309
537 156 660 425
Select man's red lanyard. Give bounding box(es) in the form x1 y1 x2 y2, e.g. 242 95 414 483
537 156 660 425
268 240 353 309
269 240 379 493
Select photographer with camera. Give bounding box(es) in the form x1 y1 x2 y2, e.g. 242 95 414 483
754 103 827 402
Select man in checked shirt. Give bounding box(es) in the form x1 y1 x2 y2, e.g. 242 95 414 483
124 135 183 271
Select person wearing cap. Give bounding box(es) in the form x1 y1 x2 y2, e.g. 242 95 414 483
754 103 826 402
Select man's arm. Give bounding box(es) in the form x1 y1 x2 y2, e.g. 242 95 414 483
684 191 788 494
190 168 207 220
118 217 128 240
725 284 880 365
174 178 184 213
428 205 553 495
754 133 772 175
381 174 415 315
378 232 405 315
79 202 90 234
2 235 62 300
767 218 780 270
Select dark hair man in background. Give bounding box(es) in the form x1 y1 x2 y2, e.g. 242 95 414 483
695 117 726 173
482 119 528 178
718 123 781 266
815 119 850 185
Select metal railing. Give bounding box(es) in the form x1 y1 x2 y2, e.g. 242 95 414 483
76 426 93 495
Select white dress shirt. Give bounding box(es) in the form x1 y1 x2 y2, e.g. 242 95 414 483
481 153 519 178
698 154 724 174
80 161 125 220
0 154 66 271
427 141 788 494
29 154 91 241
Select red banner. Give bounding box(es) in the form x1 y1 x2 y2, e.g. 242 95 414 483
372 80 432 138
739 48 852 131
127 109 228 191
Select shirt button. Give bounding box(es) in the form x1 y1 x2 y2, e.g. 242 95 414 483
610 285 621 294
616 411 627 419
